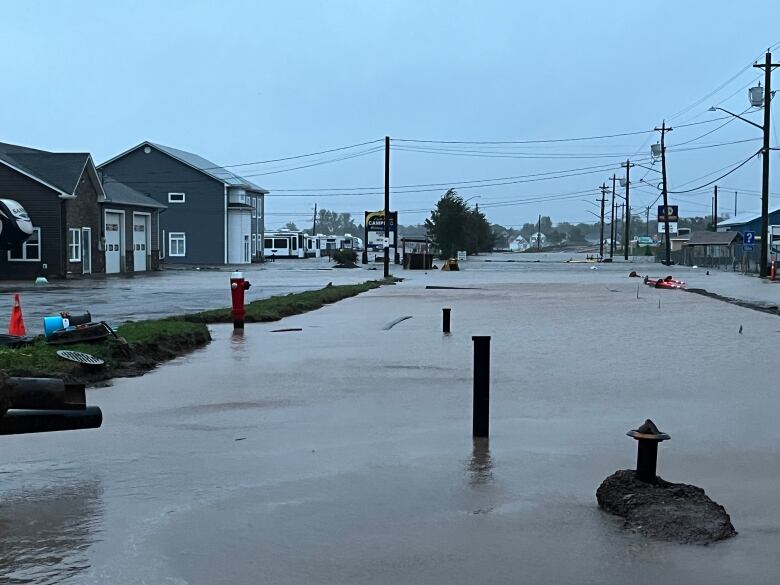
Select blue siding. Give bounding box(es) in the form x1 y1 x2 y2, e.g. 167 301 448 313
100 146 225 265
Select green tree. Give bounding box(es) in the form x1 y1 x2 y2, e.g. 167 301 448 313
313 209 361 235
425 189 493 258
284 221 299 231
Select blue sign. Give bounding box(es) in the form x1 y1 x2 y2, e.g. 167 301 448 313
743 244 754 252
744 231 756 245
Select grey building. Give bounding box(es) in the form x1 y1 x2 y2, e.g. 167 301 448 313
99 142 269 266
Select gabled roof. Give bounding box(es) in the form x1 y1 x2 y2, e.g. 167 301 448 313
0 141 95 196
685 231 743 245
99 141 269 194
101 174 167 209
717 206 780 228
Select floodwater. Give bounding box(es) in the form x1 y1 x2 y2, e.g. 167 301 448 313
2 254 780 584
0 258 373 333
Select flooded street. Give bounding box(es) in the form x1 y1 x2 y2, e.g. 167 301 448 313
0 258 374 333
2 255 779 584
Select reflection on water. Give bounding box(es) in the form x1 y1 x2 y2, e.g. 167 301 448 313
467 438 493 485
0 480 104 585
230 329 248 362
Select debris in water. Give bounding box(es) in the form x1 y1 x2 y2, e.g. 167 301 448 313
739 324 743 335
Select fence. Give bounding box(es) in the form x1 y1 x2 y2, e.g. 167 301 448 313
659 245 766 274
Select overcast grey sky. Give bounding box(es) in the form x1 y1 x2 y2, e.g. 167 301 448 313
3 1 780 229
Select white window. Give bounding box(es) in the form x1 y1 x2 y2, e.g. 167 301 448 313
68 228 82 261
168 192 186 203
169 232 186 256
8 227 41 262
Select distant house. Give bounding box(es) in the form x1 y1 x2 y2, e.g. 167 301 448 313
99 142 269 265
509 235 529 251
0 141 157 279
528 232 546 248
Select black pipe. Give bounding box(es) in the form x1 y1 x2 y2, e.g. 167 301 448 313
7 378 86 410
636 439 659 483
442 308 451 333
0 407 103 435
472 336 491 438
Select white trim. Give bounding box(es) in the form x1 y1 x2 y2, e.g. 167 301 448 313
223 185 228 264
0 158 70 197
68 228 82 262
169 232 186 257
8 227 41 262
161 229 166 260
81 227 92 274
168 192 186 203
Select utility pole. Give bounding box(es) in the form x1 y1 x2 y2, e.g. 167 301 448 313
734 191 738 216
610 174 616 258
712 185 718 231
383 136 390 278
621 160 634 260
646 207 650 237
655 121 673 266
599 183 607 258
537 214 541 251
312 203 317 235
753 50 778 277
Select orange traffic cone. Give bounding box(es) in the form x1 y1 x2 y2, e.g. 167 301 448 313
9 293 26 336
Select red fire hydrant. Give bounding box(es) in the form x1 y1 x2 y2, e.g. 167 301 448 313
230 271 251 329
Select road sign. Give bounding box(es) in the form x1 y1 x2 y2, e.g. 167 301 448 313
743 231 756 245
657 205 679 223
743 244 754 252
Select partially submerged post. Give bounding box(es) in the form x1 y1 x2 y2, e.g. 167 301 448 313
627 419 670 483
472 336 491 438
442 308 451 334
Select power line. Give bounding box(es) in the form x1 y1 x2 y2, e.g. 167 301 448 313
668 152 759 194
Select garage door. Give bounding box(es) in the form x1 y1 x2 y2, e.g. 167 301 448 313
105 212 121 274
133 214 148 272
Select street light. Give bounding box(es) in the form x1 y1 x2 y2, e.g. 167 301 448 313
707 52 776 278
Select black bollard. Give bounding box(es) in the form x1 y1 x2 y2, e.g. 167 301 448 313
442 308 451 333
472 336 491 438
627 419 670 483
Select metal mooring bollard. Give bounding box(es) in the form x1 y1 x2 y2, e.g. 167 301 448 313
472 336 491 438
627 419 670 483
442 308 451 334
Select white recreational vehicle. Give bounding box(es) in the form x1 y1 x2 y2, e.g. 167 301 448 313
305 233 363 257
263 230 306 259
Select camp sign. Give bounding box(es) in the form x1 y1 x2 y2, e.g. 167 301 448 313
364 210 398 253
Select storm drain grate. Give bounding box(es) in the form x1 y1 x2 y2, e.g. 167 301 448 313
56 350 105 366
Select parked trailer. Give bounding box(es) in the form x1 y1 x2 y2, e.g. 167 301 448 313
263 230 306 259
305 234 363 257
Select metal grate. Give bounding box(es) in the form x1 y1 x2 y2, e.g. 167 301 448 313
56 350 105 365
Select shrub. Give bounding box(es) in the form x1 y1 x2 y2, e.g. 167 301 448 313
333 248 358 265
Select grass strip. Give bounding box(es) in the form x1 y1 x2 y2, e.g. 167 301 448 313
0 278 397 383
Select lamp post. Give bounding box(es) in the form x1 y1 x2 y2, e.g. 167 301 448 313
707 50 779 277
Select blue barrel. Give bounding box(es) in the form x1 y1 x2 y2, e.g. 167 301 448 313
43 316 66 337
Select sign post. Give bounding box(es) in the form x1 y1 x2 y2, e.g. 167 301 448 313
364 210 397 264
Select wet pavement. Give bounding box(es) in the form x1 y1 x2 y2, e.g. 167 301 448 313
2 255 780 584
0 258 375 333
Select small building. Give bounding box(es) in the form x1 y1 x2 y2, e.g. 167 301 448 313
680 230 743 268
717 207 780 237
509 235 529 252
99 142 269 266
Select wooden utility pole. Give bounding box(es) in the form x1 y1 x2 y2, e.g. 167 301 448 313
537 214 541 251
383 136 390 278
621 160 634 260
712 185 718 231
656 121 673 266
610 174 616 259
599 183 607 258
753 51 779 277
312 203 317 235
